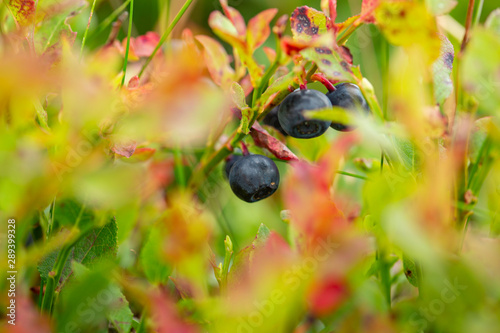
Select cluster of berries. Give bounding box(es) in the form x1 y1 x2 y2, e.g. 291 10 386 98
226 83 370 203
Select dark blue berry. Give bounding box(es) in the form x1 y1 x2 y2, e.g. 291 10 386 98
224 155 244 178
278 89 332 138
262 106 288 136
326 83 370 132
229 155 280 203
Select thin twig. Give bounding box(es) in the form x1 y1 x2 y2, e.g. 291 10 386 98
79 0 98 60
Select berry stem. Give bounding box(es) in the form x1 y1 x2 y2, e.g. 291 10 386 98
252 25 284 107
311 73 336 92
240 142 250 156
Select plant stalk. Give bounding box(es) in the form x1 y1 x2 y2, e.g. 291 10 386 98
138 0 195 78
120 0 135 87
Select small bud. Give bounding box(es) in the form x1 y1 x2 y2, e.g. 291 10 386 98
224 235 233 254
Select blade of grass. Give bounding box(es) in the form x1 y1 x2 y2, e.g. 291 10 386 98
120 0 135 87
89 0 131 38
41 204 87 314
138 0 195 78
79 0 98 60
473 0 484 26
336 170 369 180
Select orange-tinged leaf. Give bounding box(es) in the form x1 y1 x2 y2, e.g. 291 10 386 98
195 35 235 87
250 123 299 161
290 6 331 42
290 6 354 81
284 134 359 250
7 0 35 26
208 11 244 47
359 0 381 23
220 0 246 36
247 8 278 51
302 38 354 81
263 46 276 62
375 0 440 63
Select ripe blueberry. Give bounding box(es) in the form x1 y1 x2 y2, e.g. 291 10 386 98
262 106 288 136
326 83 370 132
278 89 332 138
224 154 244 178
229 154 280 203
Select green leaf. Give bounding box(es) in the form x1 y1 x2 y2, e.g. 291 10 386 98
230 82 247 109
239 106 253 134
290 6 353 81
6 0 36 26
485 9 500 35
38 202 118 287
432 34 454 105
140 226 172 285
228 224 270 286
390 135 418 172
462 27 500 112
305 106 353 125
71 262 133 333
402 255 420 287
258 71 295 113
34 0 86 54
290 6 330 42
196 35 235 88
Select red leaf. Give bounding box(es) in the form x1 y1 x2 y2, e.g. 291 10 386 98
321 0 338 24
128 75 140 89
111 140 137 158
149 290 199 333
169 276 193 299
220 0 246 36
250 123 298 162
6 295 52 333
247 8 278 51
281 36 310 56
308 275 348 317
132 31 160 57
